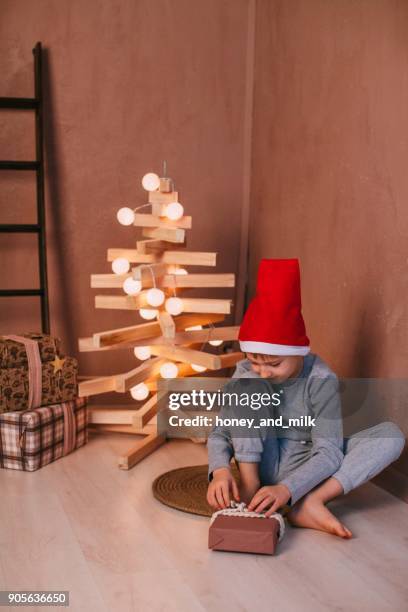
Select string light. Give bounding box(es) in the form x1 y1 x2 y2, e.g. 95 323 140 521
160 362 179 378
123 277 142 295
130 383 150 400
139 308 158 320
133 346 151 360
165 201 184 221
142 173 160 191
191 364 207 372
112 257 130 275
117 207 135 226
165 297 183 315
146 287 165 307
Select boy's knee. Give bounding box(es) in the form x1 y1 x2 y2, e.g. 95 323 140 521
378 421 405 461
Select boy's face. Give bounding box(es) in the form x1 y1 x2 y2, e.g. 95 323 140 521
246 353 303 383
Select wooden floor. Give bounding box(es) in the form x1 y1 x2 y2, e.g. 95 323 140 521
1 433 407 612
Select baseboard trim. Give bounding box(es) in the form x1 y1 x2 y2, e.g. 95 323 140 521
372 465 408 504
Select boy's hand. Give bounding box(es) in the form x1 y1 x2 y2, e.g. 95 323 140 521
248 484 291 516
207 467 240 510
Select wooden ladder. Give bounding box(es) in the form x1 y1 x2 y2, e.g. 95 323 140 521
0 42 50 333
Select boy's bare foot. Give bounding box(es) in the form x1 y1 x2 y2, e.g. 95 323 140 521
287 494 352 539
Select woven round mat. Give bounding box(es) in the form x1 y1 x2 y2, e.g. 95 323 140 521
152 464 240 517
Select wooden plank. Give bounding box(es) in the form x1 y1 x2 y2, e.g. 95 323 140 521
79 326 238 353
82 337 164 352
160 273 235 288
137 239 186 253
78 372 158 399
177 297 232 314
133 213 192 230
161 251 216 266
148 190 178 205
78 376 117 397
149 345 222 369
170 325 239 344
159 177 173 192
118 432 166 469
91 273 130 289
90 313 225 347
143 361 206 382
115 357 166 393
89 423 155 435
133 262 168 282
158 311 175 339
142 226 185 243
151 202 167 217
107 249 156 263
95 294 152 310
136 239 161 254
88 407 140 425
90 272 235 290
92 320 162 347
132 393 159 428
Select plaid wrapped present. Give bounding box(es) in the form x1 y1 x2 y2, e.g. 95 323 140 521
0 396 87 471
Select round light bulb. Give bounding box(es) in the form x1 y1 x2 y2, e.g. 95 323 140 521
112 257 130 275
130 383 150 401
139 308 159 320
209 340 223 347
165 297 183 315
133 346 151 360
165 202 184 221
185 325 203 331
160 362 179 379
142 172 160 191
146 288 165 307
123 277 142 296
191 364 207 372
116 207 135 226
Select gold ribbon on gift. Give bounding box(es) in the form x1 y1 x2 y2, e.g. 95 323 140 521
3 335 42 409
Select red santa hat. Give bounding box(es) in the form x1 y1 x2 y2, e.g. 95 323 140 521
238 258 310 356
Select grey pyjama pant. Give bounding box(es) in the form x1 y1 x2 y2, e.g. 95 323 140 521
234 421 405 502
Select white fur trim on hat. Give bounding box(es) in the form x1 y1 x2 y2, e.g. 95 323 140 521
239 340 310 356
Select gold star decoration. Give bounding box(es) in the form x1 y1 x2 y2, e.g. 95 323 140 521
50 355 66 374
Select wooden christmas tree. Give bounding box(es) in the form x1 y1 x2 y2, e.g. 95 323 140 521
78 167 242 469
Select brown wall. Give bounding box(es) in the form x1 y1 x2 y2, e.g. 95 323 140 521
0 0 250 390
249 0 408 430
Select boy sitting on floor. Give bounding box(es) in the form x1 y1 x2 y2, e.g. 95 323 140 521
206 258 405 539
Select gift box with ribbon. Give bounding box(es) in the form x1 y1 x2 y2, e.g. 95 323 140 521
208 501 286 555
0 333 62 368
0 334 78 413
0 396 88 471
